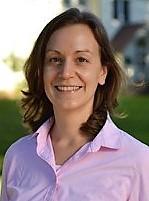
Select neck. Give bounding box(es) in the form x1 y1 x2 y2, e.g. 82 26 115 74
51 106 92 144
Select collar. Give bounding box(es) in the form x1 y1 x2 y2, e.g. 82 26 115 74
34 118 55 165
34 115 122 156
90 115 122 152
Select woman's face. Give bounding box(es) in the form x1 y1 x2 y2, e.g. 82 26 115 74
43 24 107 113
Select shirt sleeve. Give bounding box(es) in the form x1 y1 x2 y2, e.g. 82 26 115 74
0 154 9 201
128 147 149 201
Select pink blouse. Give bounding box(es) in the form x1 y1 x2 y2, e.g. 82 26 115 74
1 116 149 201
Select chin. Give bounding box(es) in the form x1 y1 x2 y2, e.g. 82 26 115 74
54 101 84 112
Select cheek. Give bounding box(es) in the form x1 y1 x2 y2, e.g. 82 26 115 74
43 67 57 84
43 73 49 88
81 68 101 84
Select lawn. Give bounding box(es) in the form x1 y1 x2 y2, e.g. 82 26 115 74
113 94 149 145
0 99 27 174
0 95 149 174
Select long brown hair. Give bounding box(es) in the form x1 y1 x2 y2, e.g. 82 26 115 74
22 8 125 140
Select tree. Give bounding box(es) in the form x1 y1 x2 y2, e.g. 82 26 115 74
3 53 25 72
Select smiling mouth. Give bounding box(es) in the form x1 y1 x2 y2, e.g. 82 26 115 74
55 86 83 92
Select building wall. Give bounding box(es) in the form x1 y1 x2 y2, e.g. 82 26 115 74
88 0 148 39
88 0 102 17
130 0 147 23
99 0 118 38
62 0 147 49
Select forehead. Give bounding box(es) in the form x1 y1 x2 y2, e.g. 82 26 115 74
46 24 99 51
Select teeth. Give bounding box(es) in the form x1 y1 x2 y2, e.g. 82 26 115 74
56 86 81 92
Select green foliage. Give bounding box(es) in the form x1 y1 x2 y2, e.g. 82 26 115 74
3 53 25 71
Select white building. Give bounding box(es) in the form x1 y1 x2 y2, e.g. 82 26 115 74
62 0 148 37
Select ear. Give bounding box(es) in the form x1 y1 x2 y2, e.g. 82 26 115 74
98 66 107 85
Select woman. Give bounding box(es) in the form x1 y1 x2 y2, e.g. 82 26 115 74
1 8 149 201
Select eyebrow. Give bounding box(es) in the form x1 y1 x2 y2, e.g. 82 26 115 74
46 49 61 54
75 50 92 54
46 49 93 55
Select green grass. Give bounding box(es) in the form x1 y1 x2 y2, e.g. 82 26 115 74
0 99 26 153
113 94 149 145
0 99 27 174
0 95 149 174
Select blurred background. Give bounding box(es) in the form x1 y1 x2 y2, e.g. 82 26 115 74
0 0 149 185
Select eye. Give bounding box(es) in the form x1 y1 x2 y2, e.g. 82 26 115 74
77 57 88 63
49 57 63 64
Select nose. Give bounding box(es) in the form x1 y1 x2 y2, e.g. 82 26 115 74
58 59 75 79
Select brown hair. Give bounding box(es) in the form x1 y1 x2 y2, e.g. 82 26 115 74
22 8 125 140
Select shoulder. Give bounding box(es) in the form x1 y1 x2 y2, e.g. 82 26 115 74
4 119 51 165
119 129 149 167
4 134 37 164
120 129 148 151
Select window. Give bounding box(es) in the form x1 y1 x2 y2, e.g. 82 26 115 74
113 0 130 23
124 0 129 23
113 0 118 19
